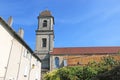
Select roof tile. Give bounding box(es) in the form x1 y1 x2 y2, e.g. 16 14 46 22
51 47 120 55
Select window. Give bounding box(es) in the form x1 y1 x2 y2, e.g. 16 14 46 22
64 59 67 66
24 66 28 77
24 50 31 59
42 38 47 47
23 50 27 58
35 59 39 67
35 72 39 80
43 20 47 27
55 57 59 68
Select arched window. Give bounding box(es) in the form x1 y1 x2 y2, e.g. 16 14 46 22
43 20 47 27
55 57 59 68
42 38 47 47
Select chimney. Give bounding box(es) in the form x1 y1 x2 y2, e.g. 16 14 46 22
7 16 13 27
18 28 24 39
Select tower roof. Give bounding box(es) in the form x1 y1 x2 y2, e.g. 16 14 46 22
40 10 52 17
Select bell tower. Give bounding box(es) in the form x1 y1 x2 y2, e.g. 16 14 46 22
35 10 54 72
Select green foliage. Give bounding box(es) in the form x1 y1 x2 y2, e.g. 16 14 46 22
92 66 120 80
44 69 60 80
44 56 120 80
102 56 118 67
58 67 79 80
44 66 97 80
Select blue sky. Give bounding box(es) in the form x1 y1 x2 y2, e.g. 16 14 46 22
1 0 120 50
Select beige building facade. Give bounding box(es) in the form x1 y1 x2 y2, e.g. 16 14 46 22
0 17 41 80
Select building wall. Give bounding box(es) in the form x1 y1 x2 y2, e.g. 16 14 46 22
50 55 65 71
37 54 50 69
0 18 41 80
67 55 120 66
35 35 50 53
38 17 53 30
5 39 23 80
17 47 31 80
50 54 120 70
0 23 13 80
30 56 41 80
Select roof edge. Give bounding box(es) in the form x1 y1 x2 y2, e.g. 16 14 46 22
0 17 41 62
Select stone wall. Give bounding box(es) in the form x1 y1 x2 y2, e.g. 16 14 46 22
50 54 120 70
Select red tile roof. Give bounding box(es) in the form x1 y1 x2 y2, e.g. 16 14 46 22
50 47 120 55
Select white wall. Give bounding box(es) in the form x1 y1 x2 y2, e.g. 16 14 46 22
5 39 23 80
17 47 31 80
0 23 13 78
4 37 41 80
30 57 41 80
0 20 41 80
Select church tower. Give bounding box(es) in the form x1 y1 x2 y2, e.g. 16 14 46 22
35 10 54 72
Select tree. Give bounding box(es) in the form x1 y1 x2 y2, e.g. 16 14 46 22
44 56 120 80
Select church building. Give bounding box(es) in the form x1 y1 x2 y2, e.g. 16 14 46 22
34 10 120 73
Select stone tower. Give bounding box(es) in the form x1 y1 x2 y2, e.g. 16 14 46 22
34 10 54 73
